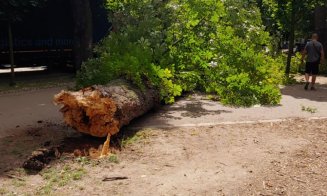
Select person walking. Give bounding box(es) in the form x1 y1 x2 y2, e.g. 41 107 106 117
302 33 325 90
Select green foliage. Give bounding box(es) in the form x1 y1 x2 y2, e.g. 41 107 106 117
318 59 327 74
202 45 283 106
164 0 283 106
279 52 303 74
77 0 283 106
301 105 318 113
75 156 90 166
0 188 9 195
120 131 147 148
282 75 297 85
39 165 86 195
108 154 119 163
259 0 325 47
76 33 182 103
290 53 303 73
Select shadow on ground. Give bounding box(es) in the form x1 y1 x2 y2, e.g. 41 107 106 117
0 122 145 177
128 95 233 129
158 100 231 119
0 123 77 176
281 82 327 102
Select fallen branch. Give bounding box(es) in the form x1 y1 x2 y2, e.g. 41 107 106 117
4 174 25 181
291 176 307 184
102 176 129 181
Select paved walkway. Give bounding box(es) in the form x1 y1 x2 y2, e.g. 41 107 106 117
0 78 327 138
0 88 63 138
131 82 327 128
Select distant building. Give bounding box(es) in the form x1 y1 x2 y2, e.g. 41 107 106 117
0 0 110 68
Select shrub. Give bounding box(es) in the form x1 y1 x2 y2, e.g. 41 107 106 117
77 0 283 106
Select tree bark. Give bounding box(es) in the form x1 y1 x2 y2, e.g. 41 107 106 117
285 0 296 76
256 0 263 11
8 21 15 86
70 0 93 71
315 5 327 55
54 80 159 138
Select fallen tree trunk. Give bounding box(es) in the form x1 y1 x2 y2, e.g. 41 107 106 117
54 80 159 138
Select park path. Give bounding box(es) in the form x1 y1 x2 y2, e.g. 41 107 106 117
132 82 327 129
0 88 63 138
0 77 327 138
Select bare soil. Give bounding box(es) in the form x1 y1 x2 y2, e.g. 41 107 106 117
0 118 326 196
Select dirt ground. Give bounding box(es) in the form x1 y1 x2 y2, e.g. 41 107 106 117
0 118 326 196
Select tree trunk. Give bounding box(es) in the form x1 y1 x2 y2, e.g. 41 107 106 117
286 0 296 76
256 0 263 11
315 5 327 55
54 80 159 138
8 21 15 86
70 0 93 71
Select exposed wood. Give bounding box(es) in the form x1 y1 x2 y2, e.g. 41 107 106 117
100 133 111 157
54 80 159 138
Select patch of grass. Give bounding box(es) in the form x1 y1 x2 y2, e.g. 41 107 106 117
108 154 119 164
12 179 26 187
282 75 298 85
37 165 86 195
75 156 90 166
121 131 148 147
301 105 318 114
206 94 219 101
0 188 9 195
120 129 153 148
6 168 27 178
13 168 27 175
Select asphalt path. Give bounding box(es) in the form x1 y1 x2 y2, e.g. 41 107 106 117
0 78 326 138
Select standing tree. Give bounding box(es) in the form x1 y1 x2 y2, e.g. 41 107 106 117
259 0 325 76
315 3 327 55
70 0 93 71
0 0 45 86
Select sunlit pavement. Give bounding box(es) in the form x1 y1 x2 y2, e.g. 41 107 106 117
0 66 47 74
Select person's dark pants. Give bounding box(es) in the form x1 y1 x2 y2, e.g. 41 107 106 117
305 61 320 75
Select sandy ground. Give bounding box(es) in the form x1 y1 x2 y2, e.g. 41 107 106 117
0 75 326 195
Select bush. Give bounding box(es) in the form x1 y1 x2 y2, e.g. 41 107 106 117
281 52 303 74
77 0 283 106
77 33 182 104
